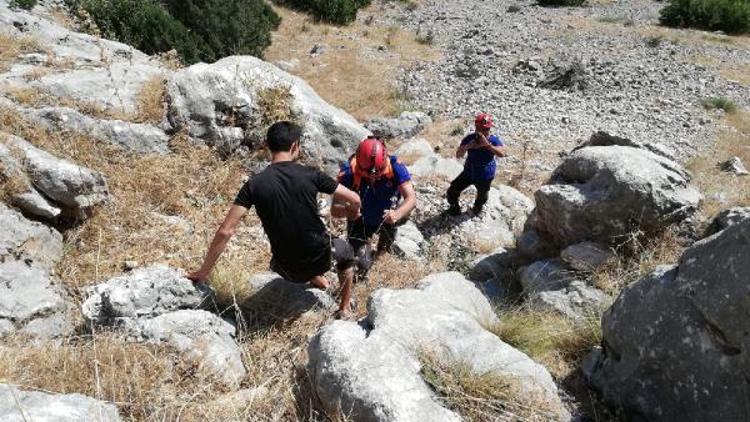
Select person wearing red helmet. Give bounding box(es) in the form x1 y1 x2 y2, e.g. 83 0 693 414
446 113 506 216
188 121 361 318
331 136 417 281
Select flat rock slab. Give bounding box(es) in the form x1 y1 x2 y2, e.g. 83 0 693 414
0 260 73 339
123 309 246 389
0 203 62 270
82 264 214 324
0 384 120 421
392 221 425 261
560 241 614 272
309 272 567 421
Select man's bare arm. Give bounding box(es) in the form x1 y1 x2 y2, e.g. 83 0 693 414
485 143 506 157
383 181 417 224
188 204 248 282
331 184 361 219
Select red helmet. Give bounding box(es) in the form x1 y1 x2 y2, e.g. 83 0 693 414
475 113 495 130
356 136 388 176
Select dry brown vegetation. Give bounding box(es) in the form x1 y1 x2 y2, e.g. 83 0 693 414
264 4 440 121
0 33 43 72
419 347 562 421
134 76 167 124
688 109 750 217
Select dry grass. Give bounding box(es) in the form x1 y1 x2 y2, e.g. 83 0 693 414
264 5 440 121
490 307 602 380
0 107 268 290
0 33 43 72
4 85 132 121
0 334 228 421
687 110 750 218
418 347 562 421
134 76 167 124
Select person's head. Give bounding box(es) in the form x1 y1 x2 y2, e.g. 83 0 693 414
474 113 494 135
355 136 388 180
266 121 302 159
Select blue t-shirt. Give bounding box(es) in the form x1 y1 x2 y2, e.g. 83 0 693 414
461 133 504 181
339 156 411 227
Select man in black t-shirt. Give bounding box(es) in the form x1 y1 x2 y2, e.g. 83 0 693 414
188 122 362 318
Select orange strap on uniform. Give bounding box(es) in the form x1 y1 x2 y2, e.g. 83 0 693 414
349 156 394 190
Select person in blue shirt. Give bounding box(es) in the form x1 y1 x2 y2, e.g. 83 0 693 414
331 136 417 279
447 113 506 216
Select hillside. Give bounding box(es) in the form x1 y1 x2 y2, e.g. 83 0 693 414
0 0 748 421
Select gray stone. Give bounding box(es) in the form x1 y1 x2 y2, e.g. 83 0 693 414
394 138 434 160
11 190 61 220
32 63 166 115
560 241 614 272
365 111 432 139
476 279 507 303
532 143 701 248
704 207 750 237
0 384 120 422
392 221 424 260
521 259 609 320
241 272 334 319
309 272 568 421
408 154 463 180
588 219 750 421
0 203 62 269
1 134 109 219
166 56 368 170
457 186 535 249
0 260 73 339
576 131 677 161
82 264 215 324
469 247 513 282
25 106 170 154
720 156 749 176
516 229 558 261
122 309 245 388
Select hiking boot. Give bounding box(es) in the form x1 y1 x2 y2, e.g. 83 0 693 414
447 204 462 216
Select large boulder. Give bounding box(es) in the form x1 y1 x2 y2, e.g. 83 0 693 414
166 56 368 168
454 186 535 249
122 309 246 388
308 272 568 421
82 264 214 325
0 384 120 422
0 134 109 220
531 135 701 248
703 206 750 237
0 260 73 338
587 219 750 421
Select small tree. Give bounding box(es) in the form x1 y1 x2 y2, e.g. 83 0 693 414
275 0 372 25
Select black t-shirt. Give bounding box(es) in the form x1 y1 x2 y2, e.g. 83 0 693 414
234 161 338 270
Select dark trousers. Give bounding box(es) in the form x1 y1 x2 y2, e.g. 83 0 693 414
447 171 492 209
332 218 398 279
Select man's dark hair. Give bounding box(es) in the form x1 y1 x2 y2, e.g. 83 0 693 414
266 121 302 152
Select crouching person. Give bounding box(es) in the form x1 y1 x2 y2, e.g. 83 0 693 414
331 136 416 281
188 121 361 318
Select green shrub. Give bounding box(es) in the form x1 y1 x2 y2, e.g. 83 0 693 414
67 0 210 63
9 0 37 10
660 0 750 34
163 0 280 62
537 0 586 7
702 96 737 113
275 0 371 25
67 0 280 64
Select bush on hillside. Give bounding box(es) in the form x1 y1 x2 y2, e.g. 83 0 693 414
163 0 280 62
9 0 37 10
537 0 586 7
275 0 371 25
67 0 280 64
660 0 750 34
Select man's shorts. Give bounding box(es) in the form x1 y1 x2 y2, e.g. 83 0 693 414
270 238 357 284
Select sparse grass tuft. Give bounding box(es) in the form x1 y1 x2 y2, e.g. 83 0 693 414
134 76 167 124
645 35 664 48
0 34 43 72
507 4 522 13
415 30 435 45
419 348 561 420
701 96 737 113
538 0 587 7
490 307 602 378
